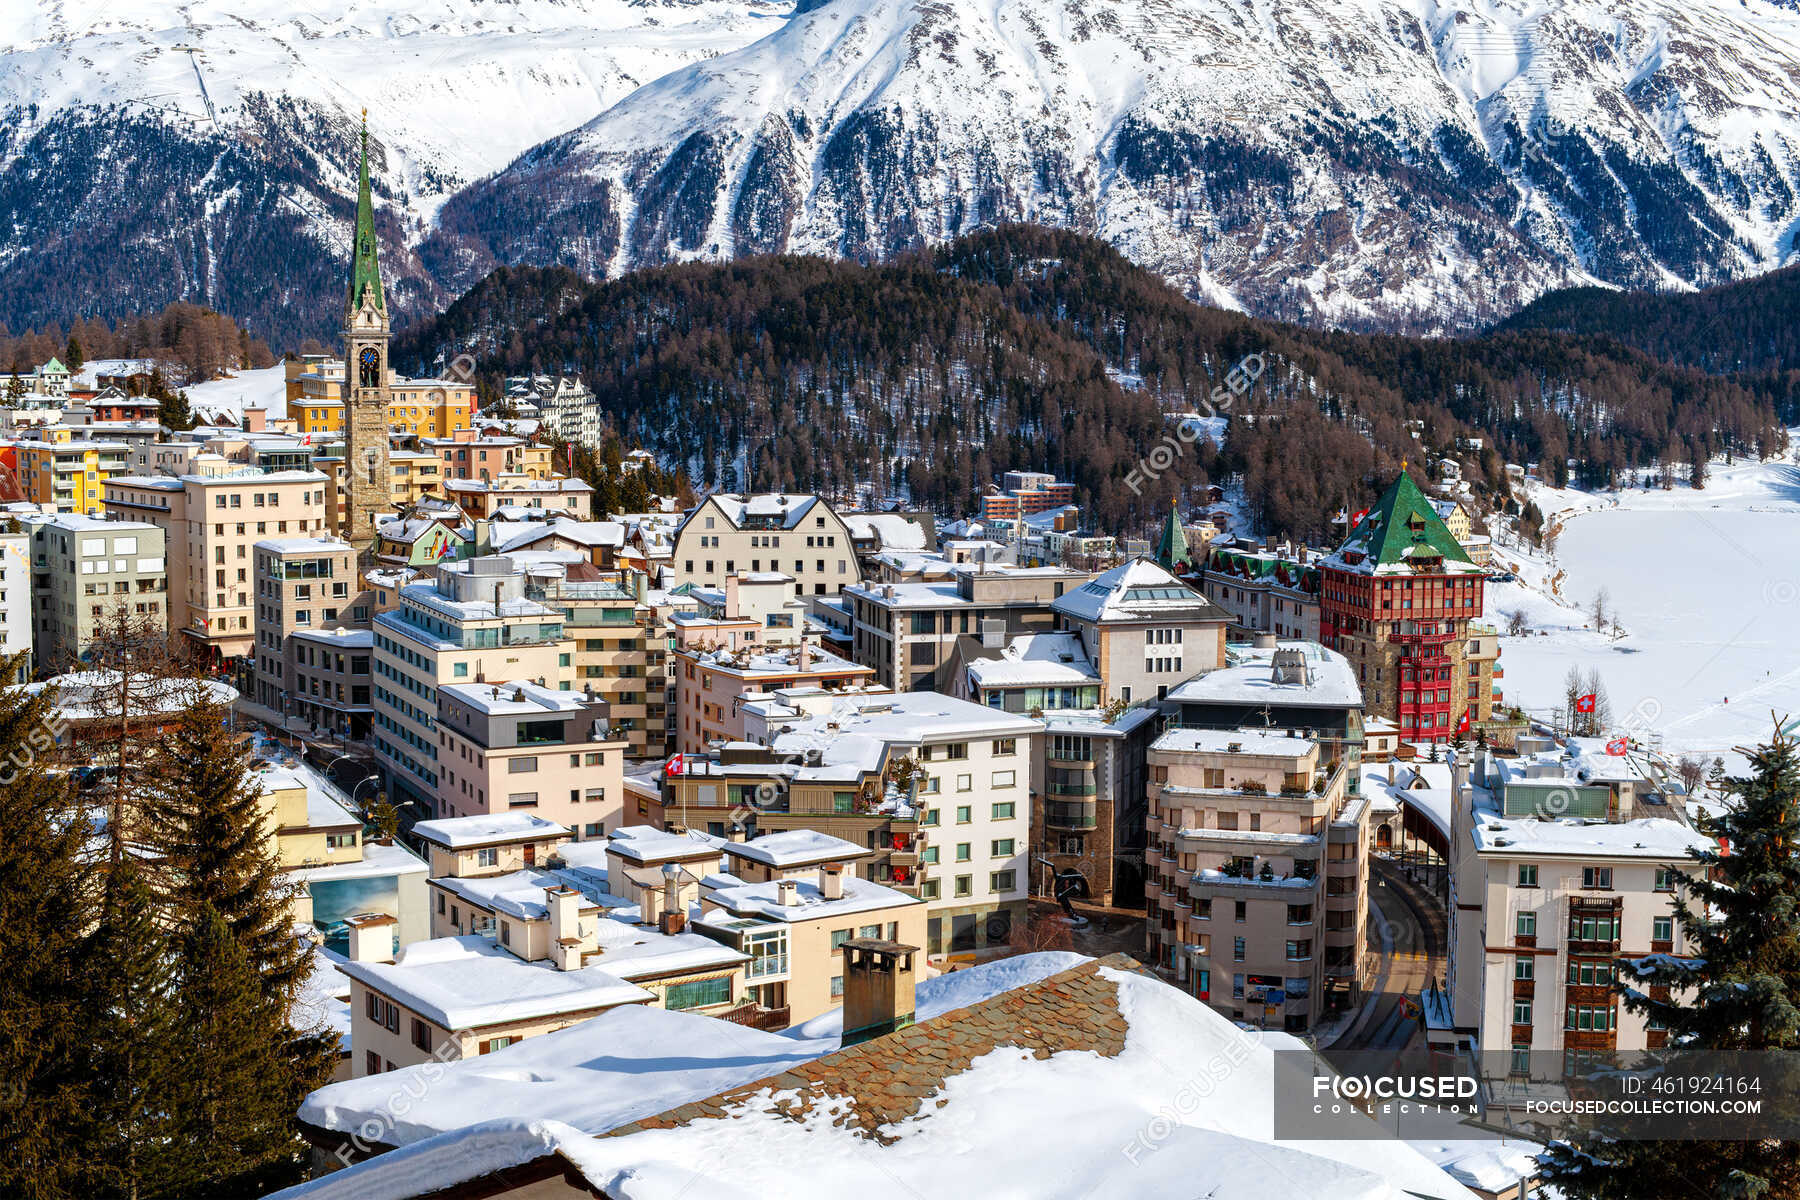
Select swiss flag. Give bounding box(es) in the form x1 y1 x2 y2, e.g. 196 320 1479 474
1605 737 1628 756
1455 709 1471 735
665 753 685 777
1575 694 1597 714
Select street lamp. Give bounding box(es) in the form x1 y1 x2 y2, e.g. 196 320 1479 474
349 773 382 814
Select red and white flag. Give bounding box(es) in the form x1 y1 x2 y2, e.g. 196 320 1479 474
1605 737 1628 756
665 753 685 777
1455 709 1471 735
1575 693 1597 714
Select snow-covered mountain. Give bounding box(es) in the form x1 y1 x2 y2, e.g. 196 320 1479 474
8 0 1800 340
0 0 788 339
432 0 1800 330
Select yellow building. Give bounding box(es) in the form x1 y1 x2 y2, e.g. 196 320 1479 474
313 448 443 535
17 430 131 514
289 356 475 440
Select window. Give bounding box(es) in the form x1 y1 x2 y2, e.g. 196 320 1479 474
664 975 732 1011
991 838 1015 858
992 738 1016 756
990 870 1016 892
954 875 972 898
990 770 1016 788
1232 937 1245 962
830 928 852 951
1582 866 1613 890
411 1018 433 1051
922 846 939 864
922 808 939 826
1653 915 1673 942
1654 867 1677 891
1234 900 1246 923
834 791 855 814
477 848 499 868
1566 1004 1615 1032
500 922 511 946
1517 864 1538 887
1513 1000 1533 1026
955 843 971 862
1510 1046 1531 1077
1286 904 1312 925
1515 911 1536 938
479 1036 515 1054
508 757 538 774
830 976 844 998
956 774 972 792
956 805 971 824
1285 939 1312 961
921 879 941 900
436 892 446 915
1567 960 1614 987
991 801 1015 820
1514 956 1534 981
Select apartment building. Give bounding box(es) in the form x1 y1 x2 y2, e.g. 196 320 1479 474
695 858 927 1023
104 460 330 661
311 447 444 534
285 629 375 741
0 528 29 680
978 470 1075 522
844 563 1091 693
672 493 863 597
1145 728 1370 1032
25 514 167 669
371 556 576 813
425 429 552 482
1029 705 1159 909
1444 743 1710 1081
754 691 1041 961
1051 558 1231 703
1319 472 1495 742
251 536 371 723
1199 544 1323 642
532 570 668 759
442 475 594 520
433 679 625 839
503 375 602 447
16 429 131 513
287 356 476 440
956 631 1103 712
669 572 812 652
674 639 877 753
663 726 921 894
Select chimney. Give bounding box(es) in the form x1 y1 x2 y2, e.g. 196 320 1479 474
244 406 267 433
659 908 686 936
661 862 683 922
545 886 584 970
725 573 740 618
820 862 844 900
640 882 663 925
343 912 397 964
840 939 918 1046
796 635 810 671
727 823 747 844
1387 760 1397 785
775 878 799 907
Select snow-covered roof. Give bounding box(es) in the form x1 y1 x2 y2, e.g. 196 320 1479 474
769 692 1041 775
282 955 1477 1200
1052 557 1224 624
1167 641 1362 710
966 634 1099 690
412 812 570 850
701 492 823 530
1152 729 1316 758
722 829 870 868
335 936 652 1029
606 825 726 865
701 871 920 924
842 511 927 551
438 679 590 717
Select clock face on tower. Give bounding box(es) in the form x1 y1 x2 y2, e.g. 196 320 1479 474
358 346 380 388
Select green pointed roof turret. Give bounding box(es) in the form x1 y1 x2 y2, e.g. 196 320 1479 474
1153 500 1189 571
1332 469 1476 573
346 111 385 318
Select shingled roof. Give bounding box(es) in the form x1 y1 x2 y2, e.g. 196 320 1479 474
608 952 1139 1143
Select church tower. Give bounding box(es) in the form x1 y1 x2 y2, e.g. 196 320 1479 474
342 113 391 547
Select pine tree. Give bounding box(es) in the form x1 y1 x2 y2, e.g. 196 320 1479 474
0 653 101 1200
170 905 316 1198
1539 730 1800 1197
65 334 84 371
140 696 312 995
84 859 186 1200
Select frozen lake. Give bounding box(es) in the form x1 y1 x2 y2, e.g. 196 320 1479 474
1497 456 1800 767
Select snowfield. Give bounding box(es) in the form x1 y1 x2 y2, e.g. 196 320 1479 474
1491 446 1800 770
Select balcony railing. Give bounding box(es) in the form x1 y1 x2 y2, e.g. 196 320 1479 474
1045 800 1098 830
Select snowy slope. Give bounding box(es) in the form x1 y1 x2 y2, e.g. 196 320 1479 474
431 0 1800 330
1489 445 1800 770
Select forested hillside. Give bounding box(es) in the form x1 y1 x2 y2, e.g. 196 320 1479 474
397 227 1790 541
1495 266 1800 376
0 302 276 386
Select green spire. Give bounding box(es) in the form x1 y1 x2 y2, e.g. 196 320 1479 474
346 113 385 318
1154 500 1189 571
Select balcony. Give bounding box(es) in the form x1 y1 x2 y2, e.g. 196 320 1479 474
745 953 789 981
717 1002 790 1031
1045 799 1098 830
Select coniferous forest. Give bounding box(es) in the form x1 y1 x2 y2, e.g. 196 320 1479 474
395 226 1792 543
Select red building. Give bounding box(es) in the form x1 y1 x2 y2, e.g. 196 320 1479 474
1318 473 1493 743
